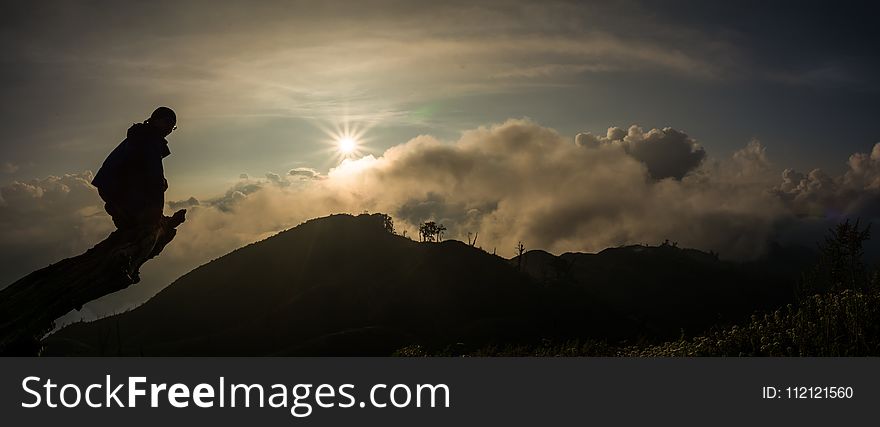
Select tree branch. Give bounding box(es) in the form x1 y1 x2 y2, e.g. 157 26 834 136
0 210 186 355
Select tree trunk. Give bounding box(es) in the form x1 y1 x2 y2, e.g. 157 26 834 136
0 210 185 355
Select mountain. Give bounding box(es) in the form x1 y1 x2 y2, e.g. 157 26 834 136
512 242 815 340
43 213 816 355
44 214 541 355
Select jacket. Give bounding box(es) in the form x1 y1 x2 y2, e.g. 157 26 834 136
92 122 170 209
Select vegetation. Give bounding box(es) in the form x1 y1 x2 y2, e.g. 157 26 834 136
45 213 876 357
380 213 395 234
396 287 880 357
418 221 447 242
397 220 880 357
515 241 525 271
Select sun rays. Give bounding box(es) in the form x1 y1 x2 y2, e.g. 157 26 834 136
315 116 374 164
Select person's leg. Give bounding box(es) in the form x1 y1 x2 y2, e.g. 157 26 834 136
146 209 186 260
116 200 168 270
98 189 136 230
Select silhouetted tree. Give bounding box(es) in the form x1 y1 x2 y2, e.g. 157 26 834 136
380 214 394 234
822 219 871 291
661 239 679 248
425 223 432 241
516 241 525 271
419 221 445 242
419 222 432 242
800 219 873 298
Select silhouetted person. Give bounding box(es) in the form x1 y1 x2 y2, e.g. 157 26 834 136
91 107 185 281
92 107 178 230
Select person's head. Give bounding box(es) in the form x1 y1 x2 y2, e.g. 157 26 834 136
146 106 177 137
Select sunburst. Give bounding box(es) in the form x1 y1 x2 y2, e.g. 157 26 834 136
317 116 373 163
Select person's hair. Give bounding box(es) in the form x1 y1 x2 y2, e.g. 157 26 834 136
148 106 176 125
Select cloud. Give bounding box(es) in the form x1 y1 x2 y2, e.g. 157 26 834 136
775 143 880 219
844 143 880 189
731 139 772 179
0 0 739 142
576 125 706 180
1 162 19 174
0 172 112 286
7 120 880 320
207 180 264 213
262 168 326 186
168 196 200 211
265 172 289 187
289 167 325 180
166 120 781 266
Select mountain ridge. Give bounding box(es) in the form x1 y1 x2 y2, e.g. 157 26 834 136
44 213 815 355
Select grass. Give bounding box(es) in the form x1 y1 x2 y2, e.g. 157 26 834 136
395 287 880 356
396 220 880 357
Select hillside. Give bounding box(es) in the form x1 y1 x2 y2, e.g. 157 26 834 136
44 214 541 355
512 242 815 340
44 213 814 355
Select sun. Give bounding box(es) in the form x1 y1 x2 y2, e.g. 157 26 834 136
338 136 357 154
317 117 373 163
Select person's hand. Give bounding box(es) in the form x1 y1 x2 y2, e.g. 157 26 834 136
169 209 186 227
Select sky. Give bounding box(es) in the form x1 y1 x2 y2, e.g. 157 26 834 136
2 0 880 319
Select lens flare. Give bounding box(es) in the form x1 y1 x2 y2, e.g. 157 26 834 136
316 116 374 164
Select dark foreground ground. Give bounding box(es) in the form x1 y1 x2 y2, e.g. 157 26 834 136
42 214 878 356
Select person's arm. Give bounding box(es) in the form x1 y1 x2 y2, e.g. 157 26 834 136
133 138 168 220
